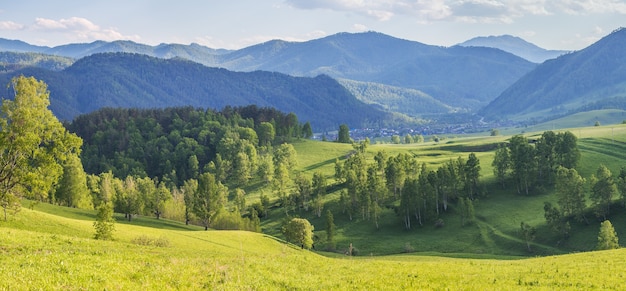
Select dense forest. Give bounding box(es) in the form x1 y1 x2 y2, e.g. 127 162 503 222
67 105 311 185
0 52 390 131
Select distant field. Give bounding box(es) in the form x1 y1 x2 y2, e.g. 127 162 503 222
2 204 626 290
276 124 626 257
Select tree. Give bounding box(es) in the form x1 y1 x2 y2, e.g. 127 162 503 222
0 76 82 219
182 178 198 225
337 124 351 143
597 220 619 250
492 144 510 189
273 162 292 209
295 174 312 211
282 218 314 249
312 172 327 198
116 176 143 221
54 155 92 209
93 202 115 240
463 153 481 199
273 143 298 170
325 210 336 250
543 202 569 239
590 165 617 220
555 167 587 223
232 151 252 186
302 121 313 139
257 122 275 146
257 153 274 185
233 188 246 212
509 135 536 195
617 167 626 208
556 131 580 169
194 172 227 230
520 221 536 252
535 131 558 185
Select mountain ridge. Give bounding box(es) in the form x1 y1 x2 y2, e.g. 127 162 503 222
0 32 537 112
458 34 568 63
0 53 389 130
480 27 626 122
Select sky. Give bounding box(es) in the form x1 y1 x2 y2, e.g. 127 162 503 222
0 0 624 51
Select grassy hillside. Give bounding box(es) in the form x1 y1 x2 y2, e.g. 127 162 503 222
264 124 626 257
2 200 626 289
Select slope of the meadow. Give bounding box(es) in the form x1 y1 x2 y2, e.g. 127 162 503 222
2 203 626 290
271 125 626 257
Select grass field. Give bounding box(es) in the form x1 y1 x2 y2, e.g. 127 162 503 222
2 203 626 290
275 123 626 257
3 123 626 289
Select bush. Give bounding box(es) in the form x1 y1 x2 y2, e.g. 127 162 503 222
131 235 170 247
404 242 415 253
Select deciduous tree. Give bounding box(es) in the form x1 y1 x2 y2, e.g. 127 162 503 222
337 124 350 143
590 165 617 220
282 218 314 249
555 167 587 223
597 220 619 250
0 76 82 219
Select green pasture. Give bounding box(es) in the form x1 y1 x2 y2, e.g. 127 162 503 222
2 203 626 290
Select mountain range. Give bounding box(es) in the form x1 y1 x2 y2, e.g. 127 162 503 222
1 28 626 131
458 35 568 63
480 27 626 123
0 53 388 131
0 32 537 113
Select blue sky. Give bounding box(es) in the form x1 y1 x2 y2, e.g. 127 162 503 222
1 0 624 50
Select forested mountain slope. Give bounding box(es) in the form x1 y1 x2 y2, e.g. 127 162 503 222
480 28 626 122
218 32 536 110
0 53 388 130
0 32 536 113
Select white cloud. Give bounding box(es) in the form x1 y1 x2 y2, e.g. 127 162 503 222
352 23 369 31
285 0 452 22
556 0 626 15
31 17 139 42
0 21 24 30
286 0 626 24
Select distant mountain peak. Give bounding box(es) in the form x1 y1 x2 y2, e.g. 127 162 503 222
458 35 568 63
480 26 626 122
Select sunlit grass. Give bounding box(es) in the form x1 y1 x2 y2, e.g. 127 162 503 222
2 204 626 289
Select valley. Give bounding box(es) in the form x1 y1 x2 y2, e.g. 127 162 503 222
2 25 626 290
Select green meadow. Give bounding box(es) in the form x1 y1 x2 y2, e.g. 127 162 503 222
2 202 626 290
3 123 626 289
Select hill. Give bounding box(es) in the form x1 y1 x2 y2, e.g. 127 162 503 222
2 194 626 289
0 52 74 72
337 79 456 117
480 28 626 123
458 35 568 63
0 53 389 130
0 32 536 114
217 32 536 110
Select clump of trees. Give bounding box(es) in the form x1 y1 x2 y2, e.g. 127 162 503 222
0 76 82 220
335 147 482 230
492 131 580 195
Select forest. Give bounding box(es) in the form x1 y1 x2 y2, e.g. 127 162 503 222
2 76 625 256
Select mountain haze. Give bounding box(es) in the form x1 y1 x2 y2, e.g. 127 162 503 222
480 28 626 122
458 35 568 63
0 53 388 130
0 32 537 113
218 32 536 110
